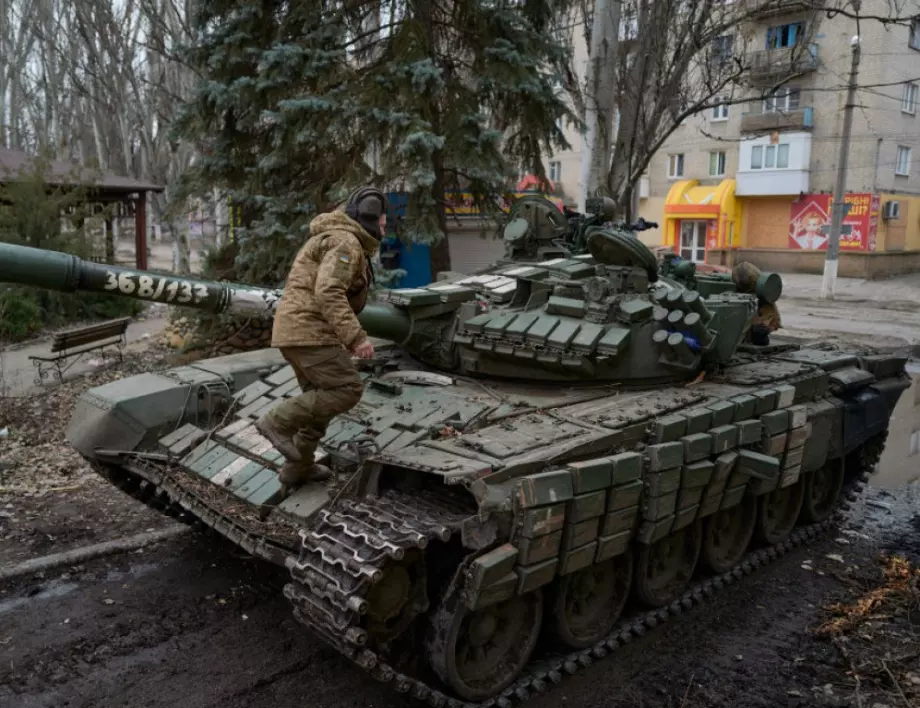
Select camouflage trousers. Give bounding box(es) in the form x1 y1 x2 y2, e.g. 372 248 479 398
265 345 365 463
753 302 782 331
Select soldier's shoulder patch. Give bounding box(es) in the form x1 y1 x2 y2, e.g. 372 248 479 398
338 253 351 264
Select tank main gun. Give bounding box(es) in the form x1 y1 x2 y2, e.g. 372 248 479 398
0 241 414 344
0 241 283 317
0 232 778 385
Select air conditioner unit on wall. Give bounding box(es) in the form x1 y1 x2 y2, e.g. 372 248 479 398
882 200 900 219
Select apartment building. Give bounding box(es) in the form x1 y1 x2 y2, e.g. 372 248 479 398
545 1 920 277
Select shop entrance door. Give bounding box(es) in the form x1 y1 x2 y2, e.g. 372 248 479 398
679 220 708 262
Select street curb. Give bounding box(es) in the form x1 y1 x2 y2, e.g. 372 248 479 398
0 525 191 583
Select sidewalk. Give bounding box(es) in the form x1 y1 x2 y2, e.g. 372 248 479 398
779 271 920 305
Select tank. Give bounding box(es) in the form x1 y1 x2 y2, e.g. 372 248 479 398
0 213 911 707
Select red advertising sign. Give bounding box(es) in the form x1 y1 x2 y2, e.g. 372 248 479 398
788 193 879 252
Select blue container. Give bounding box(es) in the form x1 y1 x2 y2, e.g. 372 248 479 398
382 192 432 287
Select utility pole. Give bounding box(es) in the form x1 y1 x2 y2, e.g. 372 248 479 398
821 29 861 299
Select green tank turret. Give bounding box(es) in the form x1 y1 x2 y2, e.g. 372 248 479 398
0 234 759 384
0 223 911 706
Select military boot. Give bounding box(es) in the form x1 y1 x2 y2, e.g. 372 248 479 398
278 461 333 486
255 414 302 462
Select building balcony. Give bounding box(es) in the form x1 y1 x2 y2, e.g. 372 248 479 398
735 131 812 196
736 169 809 196
740 106 813 133
748 45 819 84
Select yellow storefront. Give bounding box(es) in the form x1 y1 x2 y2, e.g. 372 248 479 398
661 179 743 263
660 178 920 278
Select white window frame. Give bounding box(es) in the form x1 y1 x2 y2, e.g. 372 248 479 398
709 151 726 177
668 153 685 178
910 17 920 51
749 142 790 170
896 146 912 176
902 83 918 115
776 143 790 168
549 160 562 182
711 97 730 122
763 87 800 113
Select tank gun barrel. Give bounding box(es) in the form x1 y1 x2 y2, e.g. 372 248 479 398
0 241 413 342
0 241 284 317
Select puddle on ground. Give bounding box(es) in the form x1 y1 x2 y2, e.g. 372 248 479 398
872 362 920 489
0 579 79 616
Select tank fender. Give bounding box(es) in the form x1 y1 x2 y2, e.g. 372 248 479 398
841 378 909 455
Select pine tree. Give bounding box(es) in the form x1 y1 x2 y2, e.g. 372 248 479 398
172 0 574 284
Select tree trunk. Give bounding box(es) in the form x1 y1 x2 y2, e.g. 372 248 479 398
578 0 622 213
428 147 452 278
214 187 229 248
169 218 191 274
418 0 451 278
104 218 115 263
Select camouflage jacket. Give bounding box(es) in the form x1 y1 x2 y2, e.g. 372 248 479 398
271 211 379 349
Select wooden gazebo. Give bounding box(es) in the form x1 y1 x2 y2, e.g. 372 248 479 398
0 146 164 269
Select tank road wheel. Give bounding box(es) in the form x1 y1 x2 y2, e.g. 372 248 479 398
548 552 634 649
701 495 757 574
426 589 543 701
755 481 805 545
364 548 429 645
633 520 702 608
800 460 845 524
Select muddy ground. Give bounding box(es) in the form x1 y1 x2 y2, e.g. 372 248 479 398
0 344 177 568
1 487 916 708
1 347 918 708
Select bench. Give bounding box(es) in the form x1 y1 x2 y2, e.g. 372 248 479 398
29 317 132 385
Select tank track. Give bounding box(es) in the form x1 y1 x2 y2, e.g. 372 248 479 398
92 437 883 708
283 446 882 708
283 489 472 670
90 460 200 527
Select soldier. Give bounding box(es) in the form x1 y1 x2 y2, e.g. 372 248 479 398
732 261 782 345
255 187 386 486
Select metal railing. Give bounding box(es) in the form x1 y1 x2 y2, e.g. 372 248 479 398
749 44 819 81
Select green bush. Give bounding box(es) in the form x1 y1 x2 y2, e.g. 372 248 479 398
0 288 43 341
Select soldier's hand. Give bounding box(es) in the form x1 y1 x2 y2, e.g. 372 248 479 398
352 340 375 359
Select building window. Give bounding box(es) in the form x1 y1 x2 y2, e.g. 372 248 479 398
549 161 561 182
775 143 790 168
896 146 911 176
711 35 734 67
766 23 803 49
763 87 800 113
910 17 920 50
750 143 790 170
668 154 685 178
711 97 730 121
903 83 918 114
709 151 726 176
